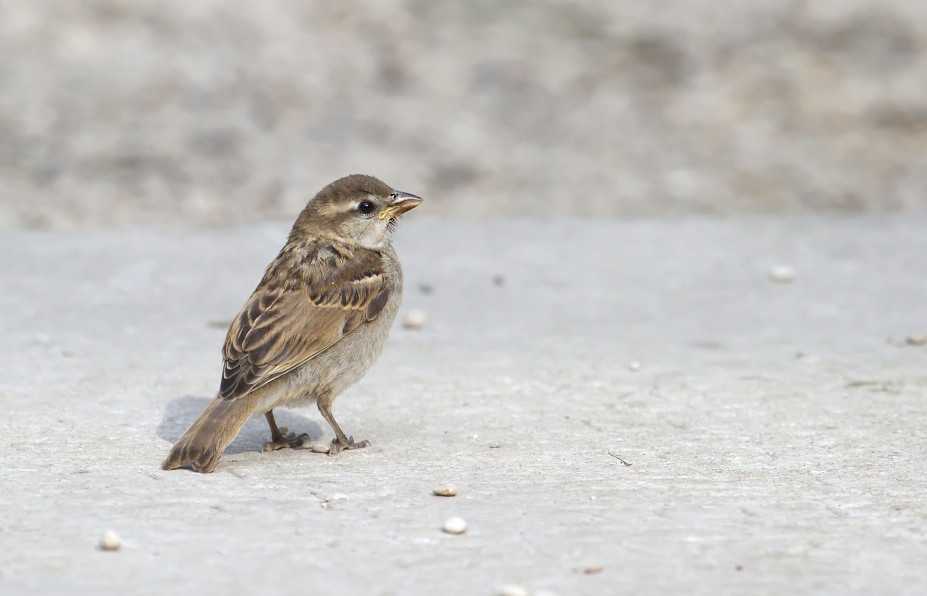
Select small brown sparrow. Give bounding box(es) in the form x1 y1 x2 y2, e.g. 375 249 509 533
163 175 422 473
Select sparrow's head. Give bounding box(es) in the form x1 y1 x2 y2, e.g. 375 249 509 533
292 174 423 249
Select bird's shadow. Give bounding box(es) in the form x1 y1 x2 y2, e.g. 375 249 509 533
157 395 323 455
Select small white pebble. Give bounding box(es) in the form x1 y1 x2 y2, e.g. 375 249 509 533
496 585 528 596
402 309 428 330
906 335 926 346
433 483 457 497
99 530 121 551
310 442 330 454
628 361 641 372
442 517 467 534
534 591 558 596
769 265 795 283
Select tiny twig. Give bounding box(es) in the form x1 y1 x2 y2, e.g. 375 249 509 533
607 450 632 466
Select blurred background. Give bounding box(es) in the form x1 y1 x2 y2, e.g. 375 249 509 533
1 0 926 230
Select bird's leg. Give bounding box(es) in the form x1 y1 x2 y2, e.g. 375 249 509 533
317 396 369 455
262 410 310 452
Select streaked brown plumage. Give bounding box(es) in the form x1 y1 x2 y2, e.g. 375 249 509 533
163 174 422 473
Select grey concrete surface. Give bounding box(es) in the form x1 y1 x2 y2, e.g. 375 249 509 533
3 1 927 229
1 216 926 595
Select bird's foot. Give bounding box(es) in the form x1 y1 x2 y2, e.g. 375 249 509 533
263 428 311 452
329 436 370 455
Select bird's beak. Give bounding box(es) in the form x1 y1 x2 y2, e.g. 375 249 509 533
379 191 423 220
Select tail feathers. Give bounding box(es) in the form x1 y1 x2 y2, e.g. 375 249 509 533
162 395 259 473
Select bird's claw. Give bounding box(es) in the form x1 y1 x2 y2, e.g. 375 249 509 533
329 436 370 455
263 433 311 452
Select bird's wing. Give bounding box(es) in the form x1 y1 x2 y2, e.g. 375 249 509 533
218 244 390 401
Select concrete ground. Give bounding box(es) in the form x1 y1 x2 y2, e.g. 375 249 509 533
5 2 927 229
1 215 925 595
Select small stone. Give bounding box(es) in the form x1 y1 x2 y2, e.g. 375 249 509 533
496 585 528 596
492 275 505 287
769 266 795 283
628 361 641 372
906 335 926 346
433 483 457 497
311 442 330 454
488 442 502 449
442 517 467 534
402 309 427 330
99 530 121 551
583 566 603 575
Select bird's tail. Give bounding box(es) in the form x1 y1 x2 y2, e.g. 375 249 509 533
162 394 260 473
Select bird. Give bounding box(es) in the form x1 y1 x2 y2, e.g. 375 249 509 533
162 174 422 473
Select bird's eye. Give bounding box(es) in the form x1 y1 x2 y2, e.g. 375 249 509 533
358 200 376 215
